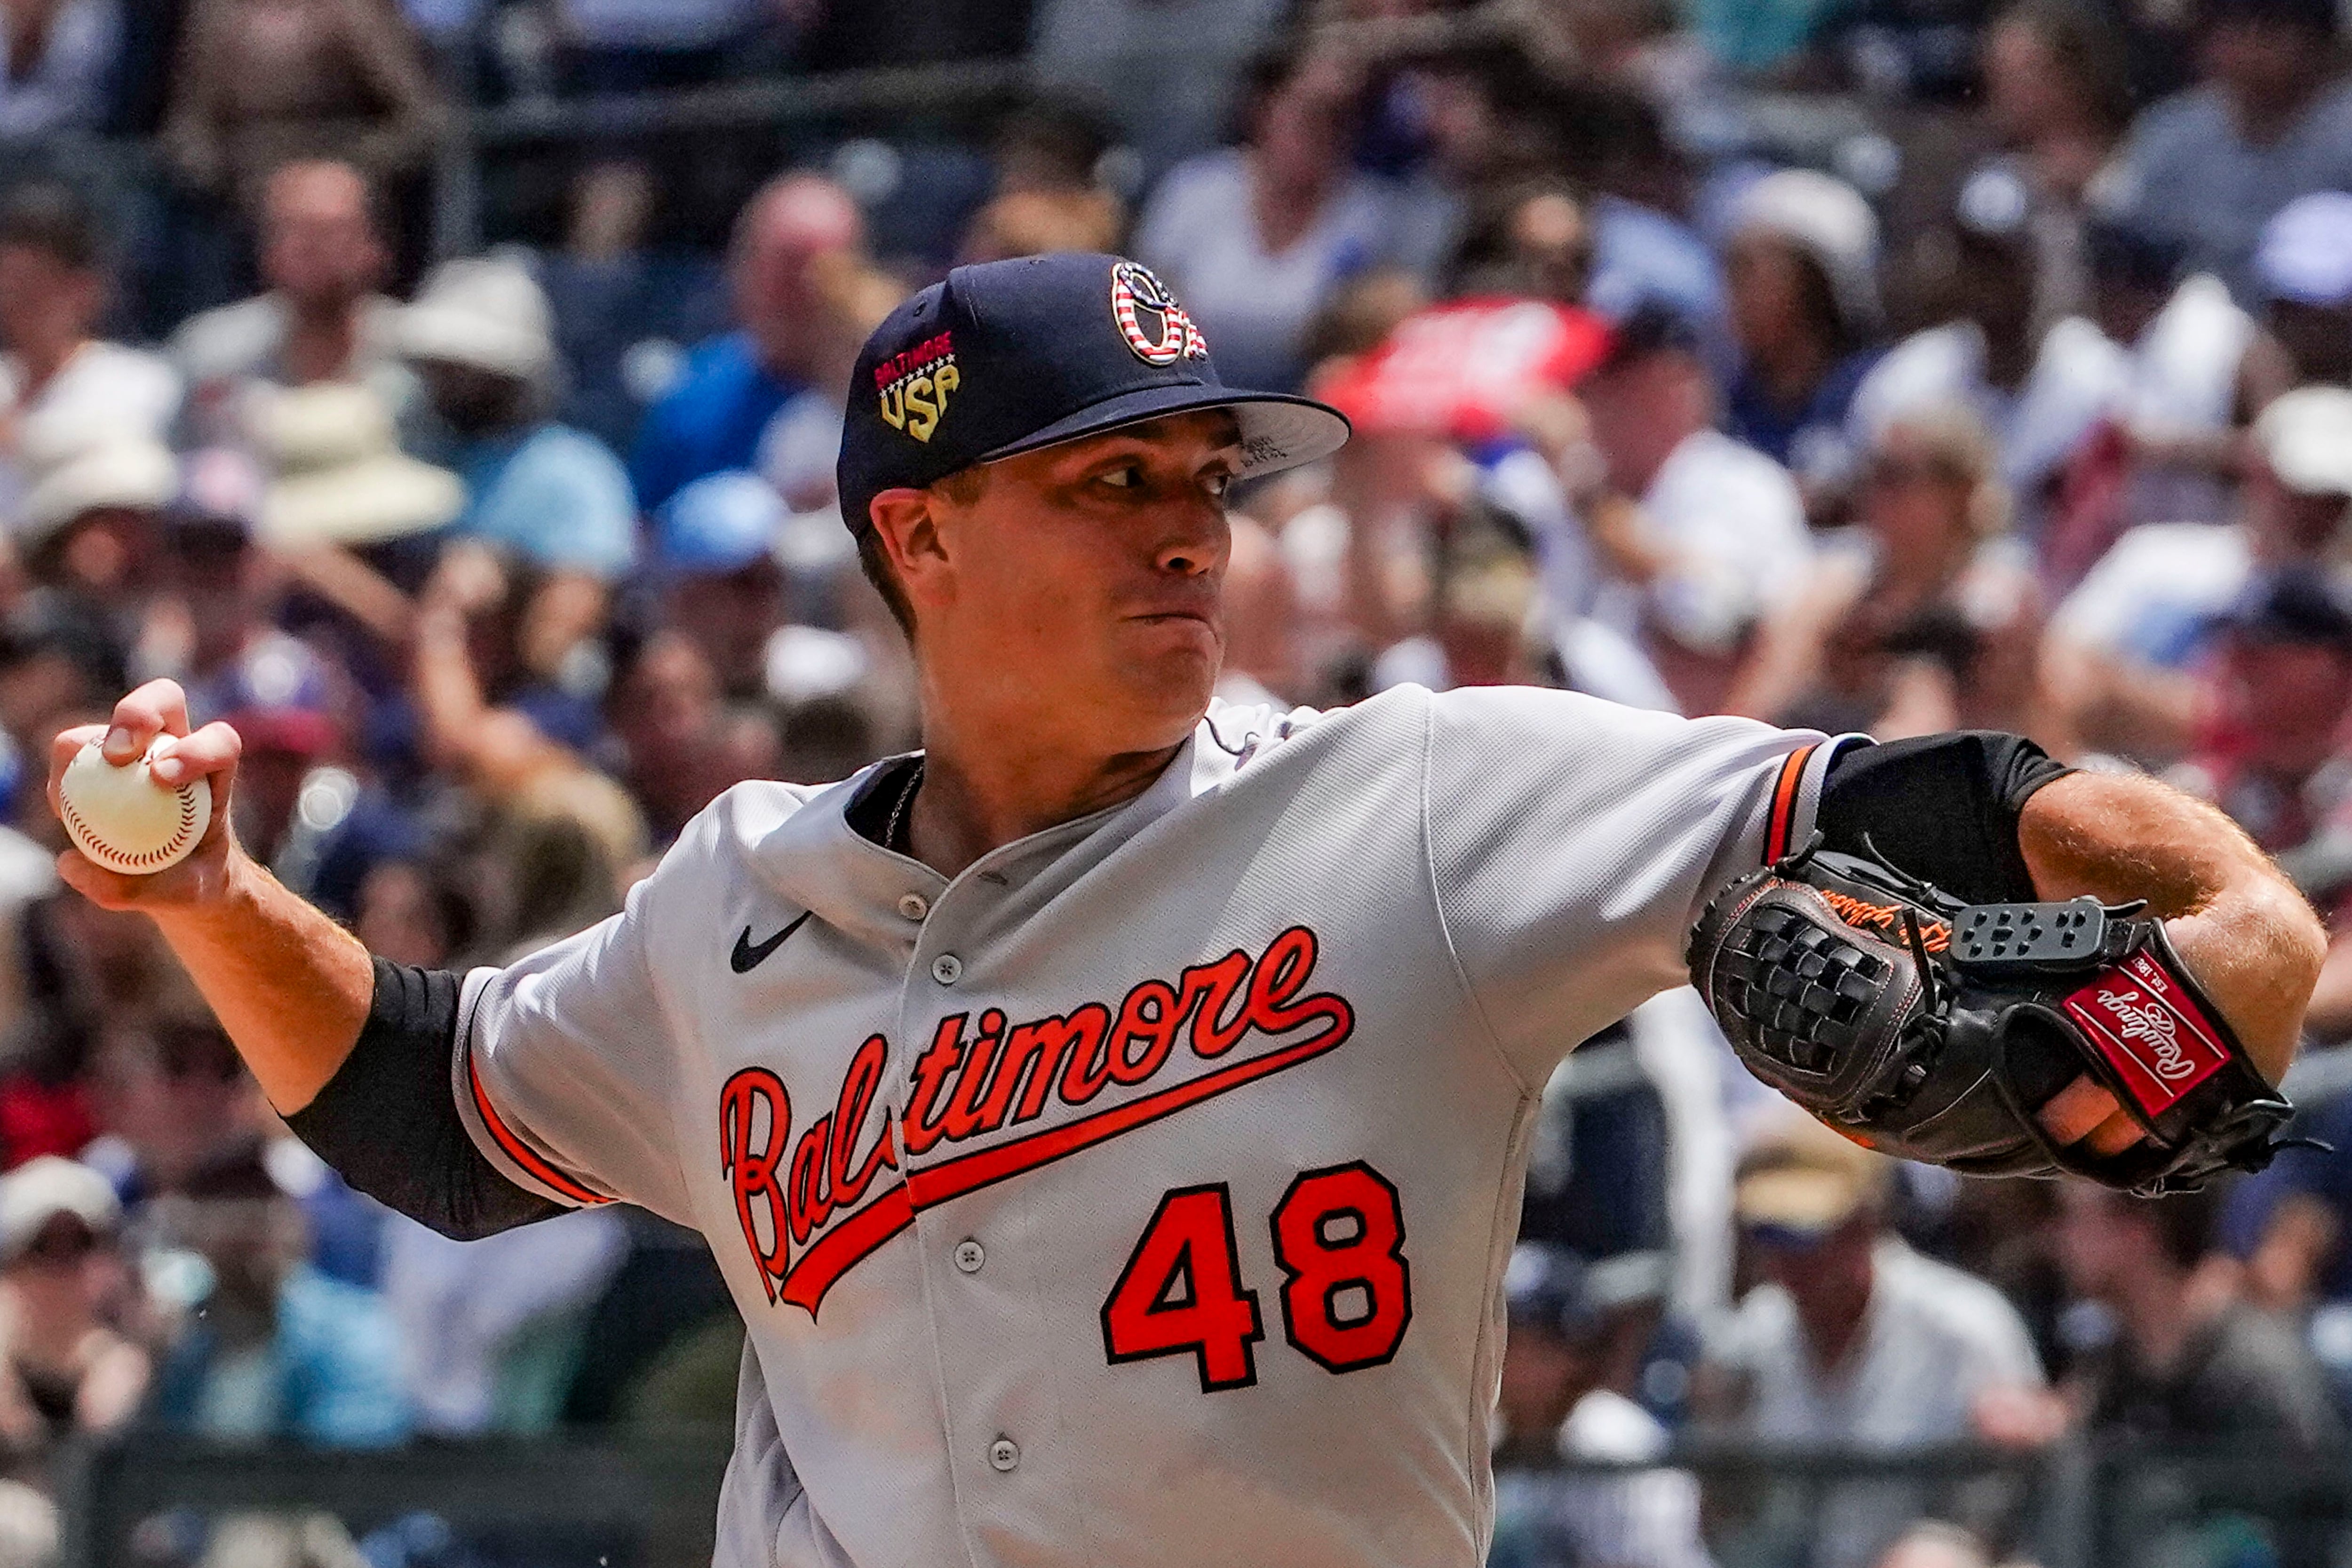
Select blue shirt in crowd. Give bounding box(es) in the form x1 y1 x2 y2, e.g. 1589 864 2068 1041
452 423 638 581
628 332 806 515
1725 346 1884 481
151 1265 413 1448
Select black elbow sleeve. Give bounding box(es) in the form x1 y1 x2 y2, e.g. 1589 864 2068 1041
1816 732 2073 905
284 957 563 1241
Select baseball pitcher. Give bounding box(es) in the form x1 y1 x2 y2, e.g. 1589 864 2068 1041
50 255 2324 1568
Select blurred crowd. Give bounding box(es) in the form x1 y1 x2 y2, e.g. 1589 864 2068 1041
6 0 2352 1566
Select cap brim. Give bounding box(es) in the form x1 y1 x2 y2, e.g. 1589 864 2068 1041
979 383 1351 482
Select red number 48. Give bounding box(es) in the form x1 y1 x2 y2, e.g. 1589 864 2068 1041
1100 1162 1412 1393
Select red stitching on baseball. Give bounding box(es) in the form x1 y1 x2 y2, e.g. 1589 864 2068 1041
63 779 199 871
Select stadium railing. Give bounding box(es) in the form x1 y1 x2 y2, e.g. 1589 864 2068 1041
48 1432 2352 1568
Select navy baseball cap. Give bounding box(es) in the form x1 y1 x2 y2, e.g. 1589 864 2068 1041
836 252 1350 534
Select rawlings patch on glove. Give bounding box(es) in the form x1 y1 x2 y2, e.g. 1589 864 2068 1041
1687 842 2300 1194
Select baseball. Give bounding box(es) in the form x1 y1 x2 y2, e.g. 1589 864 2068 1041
57 738 214 876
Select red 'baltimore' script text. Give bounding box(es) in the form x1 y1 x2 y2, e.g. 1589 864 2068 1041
719 926 1356 1320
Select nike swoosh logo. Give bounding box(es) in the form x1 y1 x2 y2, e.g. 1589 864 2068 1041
731 911 812 974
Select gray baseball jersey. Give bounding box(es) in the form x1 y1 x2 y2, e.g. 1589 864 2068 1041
450 684 1834 1568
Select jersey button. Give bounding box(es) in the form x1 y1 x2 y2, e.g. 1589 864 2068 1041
896 893 929 922
953 1239 985 1274
987 1437 1020 1473
931 954 963 985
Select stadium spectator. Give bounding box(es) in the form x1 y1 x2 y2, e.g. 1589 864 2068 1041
144 1143 410 1447
150 450 281 722
2245 190 2352 396
2042 383 2352 761
1850 165 2127 530
532 159 733 454
652 470 787 703
1490 1243 1710 1568
240 380 461 665
2233 1085 2352 1326
1698 1122 2050 1568
1572 89 1731 364
0 1156 148 1462
206 636 348 870
1719 168 1885 510
1215 516 1302 707
1730 405 2043 737
2060 1180 2341 1448
628 174 863 515
1980 0 2138 325
407 541 646 855
399 255 637 582
1984 0 2137 214
0 0 122 138
1570 302 1812 715
2165 571 2352 852
1371 41 1561 281
2041 213 2255 585
1870 1524 1995 1568
0 186 182 532
82 1001 264 1203
380 1206 624 1437
1132 44 1402 393
2108 0 2352 303
1025 0 1285 173
604 624 773 847
960 94 1127 265
12 426 177 634
170 161 414 442
160 0 446 206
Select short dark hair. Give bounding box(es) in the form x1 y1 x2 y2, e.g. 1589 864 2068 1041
853 467 986 640
0 183 101 272
1994 0 2138 137
856 526 916 638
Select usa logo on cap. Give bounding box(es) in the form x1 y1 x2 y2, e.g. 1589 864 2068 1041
1110 262 1208 366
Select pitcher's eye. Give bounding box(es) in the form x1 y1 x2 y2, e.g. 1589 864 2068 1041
1204 472 1233 499
1098 465 1141 489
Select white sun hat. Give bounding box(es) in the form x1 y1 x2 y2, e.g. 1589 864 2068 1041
17 438 178 544
397 255 558 385
250 382 465 548
1731 167 1884 337
2256 385 2352 499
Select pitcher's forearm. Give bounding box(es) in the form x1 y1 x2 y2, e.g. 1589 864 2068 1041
2019 769 2326 1082
147 853 374 1114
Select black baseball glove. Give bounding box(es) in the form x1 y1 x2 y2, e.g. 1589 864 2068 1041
1687 840 2301 1194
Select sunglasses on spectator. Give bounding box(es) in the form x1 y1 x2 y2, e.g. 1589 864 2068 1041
154 1022 244 1082
1743 1220 1840 1253
1865 457 1960 490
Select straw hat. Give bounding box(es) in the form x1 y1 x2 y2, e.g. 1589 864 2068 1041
17 438 177 544
398 255 557 385
249 382 463 549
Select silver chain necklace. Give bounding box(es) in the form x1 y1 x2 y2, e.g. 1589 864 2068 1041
884 760 924 852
